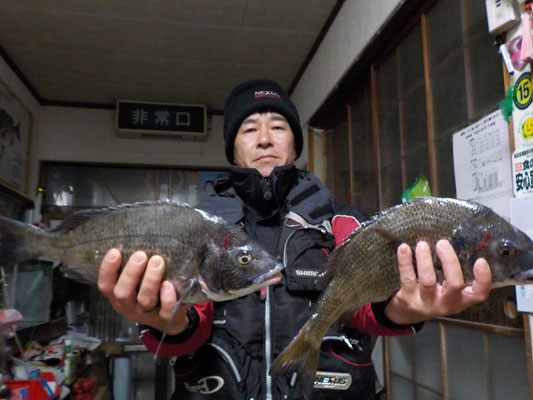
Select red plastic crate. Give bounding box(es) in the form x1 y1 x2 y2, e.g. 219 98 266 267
5 372 59 400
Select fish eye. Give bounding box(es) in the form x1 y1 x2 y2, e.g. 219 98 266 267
237 251 252 265
498 242 515 257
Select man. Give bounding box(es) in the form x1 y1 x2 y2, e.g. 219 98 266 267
98 79 492 399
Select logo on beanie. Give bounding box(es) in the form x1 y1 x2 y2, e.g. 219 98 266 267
254 90 281 100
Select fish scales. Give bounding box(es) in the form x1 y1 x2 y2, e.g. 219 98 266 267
47 203 209 282
270 197 533 397
329 197 480 304
0 201 283 305
288 199 474 353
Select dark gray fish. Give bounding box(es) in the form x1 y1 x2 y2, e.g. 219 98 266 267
270 197 533 396
0 201 283 305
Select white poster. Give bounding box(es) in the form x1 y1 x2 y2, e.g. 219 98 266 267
516 284 533 313
511 147 533 196
510 194 533 313
452 110 513 219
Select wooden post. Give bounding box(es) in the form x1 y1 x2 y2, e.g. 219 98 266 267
421 14 438 195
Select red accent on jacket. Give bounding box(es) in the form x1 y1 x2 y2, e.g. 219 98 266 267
348 303 415 335
331 214 360 247
142 302 214 357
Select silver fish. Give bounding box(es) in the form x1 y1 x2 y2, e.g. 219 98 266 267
270 197 533 396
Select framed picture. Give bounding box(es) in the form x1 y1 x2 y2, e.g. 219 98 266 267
0 80 31 193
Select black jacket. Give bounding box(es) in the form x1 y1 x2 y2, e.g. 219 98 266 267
148 165 412 399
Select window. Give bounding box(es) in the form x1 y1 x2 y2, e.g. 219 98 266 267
349 82 376 213
39 162 226 342
321 0 504 212
41 163 225 219
426 0 504 197
314 0 522 397
325 109 351 205
376 21 429 208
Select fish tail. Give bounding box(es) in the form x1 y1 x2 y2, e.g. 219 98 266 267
0 215 43 267
270 321 321 397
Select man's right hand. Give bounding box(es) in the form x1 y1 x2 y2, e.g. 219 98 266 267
97 249 189 335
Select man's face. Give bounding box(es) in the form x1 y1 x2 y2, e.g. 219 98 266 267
233 111 297 177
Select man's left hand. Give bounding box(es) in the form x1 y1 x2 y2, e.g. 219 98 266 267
384 240 492 325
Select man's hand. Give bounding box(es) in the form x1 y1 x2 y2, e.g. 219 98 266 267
384 240 492 325
97 249 189 335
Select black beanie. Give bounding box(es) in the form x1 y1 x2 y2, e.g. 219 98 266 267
223 79 303 164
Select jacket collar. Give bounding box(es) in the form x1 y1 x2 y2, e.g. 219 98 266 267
201 166 335 225
229 164 298 221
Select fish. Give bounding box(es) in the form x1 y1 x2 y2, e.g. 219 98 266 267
0 201 284 305
269 196 533 396
0 109 20 143
0 109 20 164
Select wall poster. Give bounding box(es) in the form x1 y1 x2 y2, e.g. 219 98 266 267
0 80 30 193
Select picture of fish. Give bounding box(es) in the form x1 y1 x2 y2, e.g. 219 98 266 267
0 109 20 167
270 197 533 396
0 201 284 305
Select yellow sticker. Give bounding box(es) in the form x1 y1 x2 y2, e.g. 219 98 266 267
515 72 532 110
522 116 533 140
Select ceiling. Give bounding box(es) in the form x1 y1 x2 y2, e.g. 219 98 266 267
0 0 341 111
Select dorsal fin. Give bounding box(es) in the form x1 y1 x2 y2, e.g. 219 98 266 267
49 201 190 233
373 227 406 247
316 248 343 290
316 224 369 289
50 208 102 233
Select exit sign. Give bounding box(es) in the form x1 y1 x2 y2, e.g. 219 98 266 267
115 100 207 140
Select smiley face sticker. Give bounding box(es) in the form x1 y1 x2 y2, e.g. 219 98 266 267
523 116 533 140
519 113 533 145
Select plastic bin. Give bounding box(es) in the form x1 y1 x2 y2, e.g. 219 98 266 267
5 372 59 399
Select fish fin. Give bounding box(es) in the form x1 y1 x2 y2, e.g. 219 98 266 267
372 227 406 247
50 202 171 233
316 252 339 290
50 209 101 233
317 240 351 290
373 227 418 265
153 278 196 359
270 323 320 398
0 215 40 267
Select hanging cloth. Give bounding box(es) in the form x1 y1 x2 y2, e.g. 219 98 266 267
520 7 533 62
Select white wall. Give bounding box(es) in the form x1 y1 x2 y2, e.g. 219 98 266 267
38 106 229 168
291 0 404 126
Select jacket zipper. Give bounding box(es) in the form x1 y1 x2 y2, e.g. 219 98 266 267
265 214 329 398
264 216 285 400
266 225 328 395
265 287 273 400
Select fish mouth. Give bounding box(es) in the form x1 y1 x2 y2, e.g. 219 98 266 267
513 269 533 282
252 262 284 285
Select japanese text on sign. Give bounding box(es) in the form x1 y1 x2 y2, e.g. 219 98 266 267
452 109 513 219
116 101 206 134
512 147 533 196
